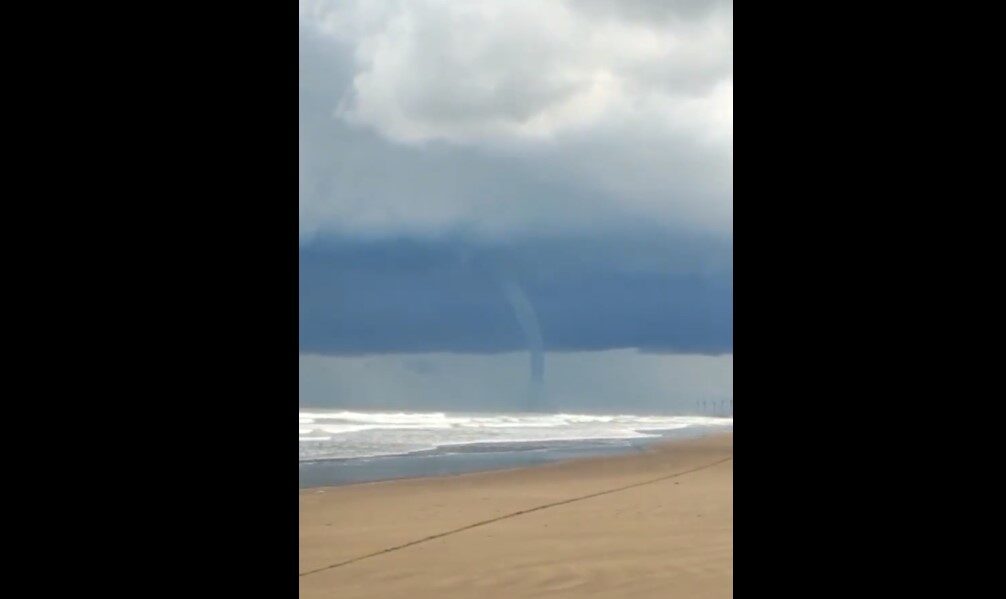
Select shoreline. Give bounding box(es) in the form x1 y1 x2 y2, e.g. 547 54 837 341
300 432 732 598
299 425 731 490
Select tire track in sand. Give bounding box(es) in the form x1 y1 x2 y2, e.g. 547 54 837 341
299 455 733 578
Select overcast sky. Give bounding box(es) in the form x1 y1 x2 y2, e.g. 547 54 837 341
299 0 733 412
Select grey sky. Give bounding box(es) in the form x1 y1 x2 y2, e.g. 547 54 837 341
300 350 732 413
299 0 732 241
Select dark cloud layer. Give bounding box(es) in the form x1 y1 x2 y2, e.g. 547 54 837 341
300 235 731 355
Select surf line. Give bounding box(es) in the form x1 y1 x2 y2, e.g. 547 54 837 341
299 455 733 577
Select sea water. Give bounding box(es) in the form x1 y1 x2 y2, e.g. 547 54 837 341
299 409 732 487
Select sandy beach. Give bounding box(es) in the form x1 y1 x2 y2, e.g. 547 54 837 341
300 432 732 598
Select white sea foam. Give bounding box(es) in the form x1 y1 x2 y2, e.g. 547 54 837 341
298 409 732 462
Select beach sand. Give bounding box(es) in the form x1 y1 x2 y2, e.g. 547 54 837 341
300 432 733 598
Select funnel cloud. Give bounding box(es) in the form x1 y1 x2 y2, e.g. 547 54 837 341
501 278 546 411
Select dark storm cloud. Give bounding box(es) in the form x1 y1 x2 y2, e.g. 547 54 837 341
299 234 731 355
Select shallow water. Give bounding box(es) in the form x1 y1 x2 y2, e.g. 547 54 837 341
299 417 731 488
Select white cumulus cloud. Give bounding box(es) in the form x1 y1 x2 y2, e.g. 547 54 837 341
299 0 732 240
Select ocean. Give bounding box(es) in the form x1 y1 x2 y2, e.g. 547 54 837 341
299 409 733 487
